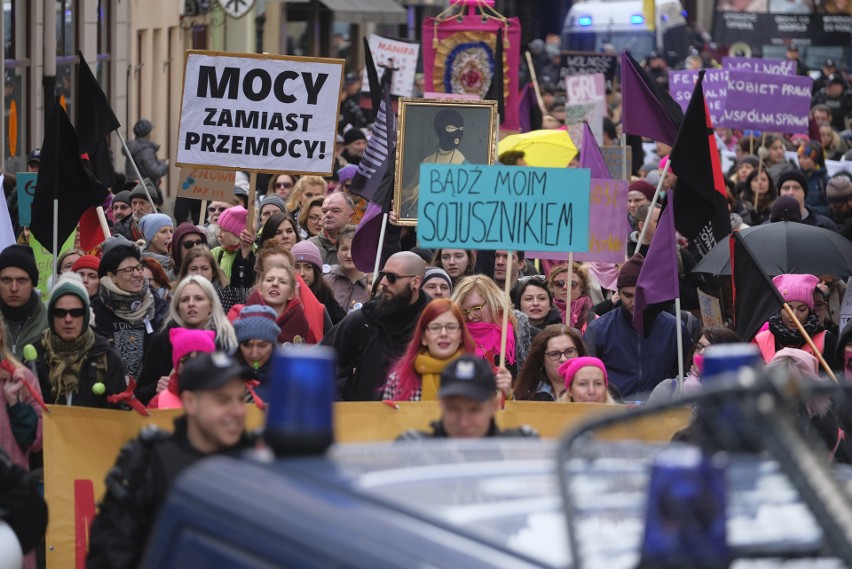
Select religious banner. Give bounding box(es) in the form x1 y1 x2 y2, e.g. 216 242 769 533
361 34 419 98
422 12 521 131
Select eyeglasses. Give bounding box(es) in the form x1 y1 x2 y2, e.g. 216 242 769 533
378 271 416 284
308 215 322 223
425 323 461 334
461 304 484 320
115 264 144 276
208 205 227 213
181 239 205 250
53 307 86 319
275 182 294 189
544 348 578 361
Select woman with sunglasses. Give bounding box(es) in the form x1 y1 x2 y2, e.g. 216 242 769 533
451 275 536 387
268 173 298 199
170 222 208 276
33 274 127 407
91 244 169 383
513 325 586 401
382 299 477 401
135 275 238 404
547 263 596 332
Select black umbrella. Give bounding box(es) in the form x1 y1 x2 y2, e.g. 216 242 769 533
691 222 852 277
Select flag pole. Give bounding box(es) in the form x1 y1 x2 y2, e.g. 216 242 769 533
246 171 258 232
199 199 208 225
116 129 157 211
636 158 670 249
564 253 574 326
371 213 388 278
783 302 838 383
675 297 685 383
95 206 111 240
498 251 513 404
524 52 547 114
52 199 58 288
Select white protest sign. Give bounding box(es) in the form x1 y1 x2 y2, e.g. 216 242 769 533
177 51 344 175
564 73 606 146
840 284 852 332
176 168 236 202
361 34 419 98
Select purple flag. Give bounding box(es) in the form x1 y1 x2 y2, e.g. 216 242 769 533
579 121 610 179
349 82 396 207
633 191 679 337
351 202 385 273
620 51 683 146
517 84 542 133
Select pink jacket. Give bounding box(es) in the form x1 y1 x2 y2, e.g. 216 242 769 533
0 367 44 471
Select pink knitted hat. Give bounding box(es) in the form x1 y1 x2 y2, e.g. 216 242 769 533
771 273 819 310
217 205 247 236
169 328 216 370
559 356 608 390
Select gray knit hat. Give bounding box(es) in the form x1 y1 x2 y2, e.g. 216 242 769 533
260 194 287 215
827 176 852 203
233 305 280 344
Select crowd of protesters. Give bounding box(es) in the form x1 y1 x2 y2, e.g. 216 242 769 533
1 40 852 569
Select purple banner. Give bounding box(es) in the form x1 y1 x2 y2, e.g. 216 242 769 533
669 69 728 125
718 69 813 133
528 178 629 263
721 56 795 76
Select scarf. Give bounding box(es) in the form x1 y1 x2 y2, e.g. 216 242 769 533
99 276 155 324
467 321 515 365
768 312 822 347
141 249 174 279
42 328 96 403
570 296 593 329
0 292 38 323
415 350 462 401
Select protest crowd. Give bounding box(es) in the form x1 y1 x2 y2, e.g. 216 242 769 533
3 9 852 569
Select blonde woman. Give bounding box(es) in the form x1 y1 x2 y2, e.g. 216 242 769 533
285 175 327 233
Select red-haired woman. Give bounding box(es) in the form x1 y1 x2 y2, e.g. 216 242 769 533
382 299 477 401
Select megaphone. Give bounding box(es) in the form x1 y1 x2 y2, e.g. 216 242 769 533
729 42 752 58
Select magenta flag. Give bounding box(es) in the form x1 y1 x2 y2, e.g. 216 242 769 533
351 202 385 273
633 191 680 337
620 51 683 146
579 121 610 179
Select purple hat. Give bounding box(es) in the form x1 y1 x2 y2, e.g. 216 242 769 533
290 240 323 272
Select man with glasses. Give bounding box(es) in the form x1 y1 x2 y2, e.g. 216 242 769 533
0 245 47 359
322 251 429 401
582 254 691 400
91 244 169 382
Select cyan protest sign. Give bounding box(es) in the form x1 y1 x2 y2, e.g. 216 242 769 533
16 172 37 226
418 164 590 252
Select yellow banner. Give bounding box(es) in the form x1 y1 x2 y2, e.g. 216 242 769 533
43 402 688 569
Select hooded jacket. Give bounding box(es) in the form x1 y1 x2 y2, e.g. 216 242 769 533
123 138 169 187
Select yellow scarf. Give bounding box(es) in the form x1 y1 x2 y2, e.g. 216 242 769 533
415 350 463 401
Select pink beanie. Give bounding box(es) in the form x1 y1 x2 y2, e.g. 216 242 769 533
169 328 216 370
559 356 608 390
217 205 247 236
772 273 819 310
770 347 819 380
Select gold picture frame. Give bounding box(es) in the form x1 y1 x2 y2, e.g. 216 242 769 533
394 98 497 226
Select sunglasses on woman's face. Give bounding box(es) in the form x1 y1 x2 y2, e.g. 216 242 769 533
182 239 205 250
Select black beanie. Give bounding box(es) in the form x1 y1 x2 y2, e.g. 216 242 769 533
99 244 140 278
0 245 38 284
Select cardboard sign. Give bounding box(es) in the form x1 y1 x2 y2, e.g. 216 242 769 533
418 164 591 252
176 167 236 202
721 56 795 75
16 172 37 226
564 73 606 146
176 50 344 174
719 69 813 133
361 34 420 98
698 289 725 328
560 51 617 82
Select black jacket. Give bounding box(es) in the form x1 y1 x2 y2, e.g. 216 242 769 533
321 292 430 401
86 417 257 569
90 291 169 381
33 333 128 408
0 448 47 553
397 420 539 440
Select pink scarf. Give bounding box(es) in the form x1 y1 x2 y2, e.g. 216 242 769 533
570 296 593 328
467 321 515 365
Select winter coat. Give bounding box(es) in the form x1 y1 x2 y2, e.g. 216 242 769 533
802 168 830 216
2 298 48 360
86 417 257 569
308 232 339 265
33 333 128 408
323 265 369 313
583 306 692 400
123 138 169 187
802 205 837 231
90 293 169 381
321 291 430 401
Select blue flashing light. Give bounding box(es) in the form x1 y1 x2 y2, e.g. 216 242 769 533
630 14 645 24
578 16 593 26
681 9 688 16
661 13 669 21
